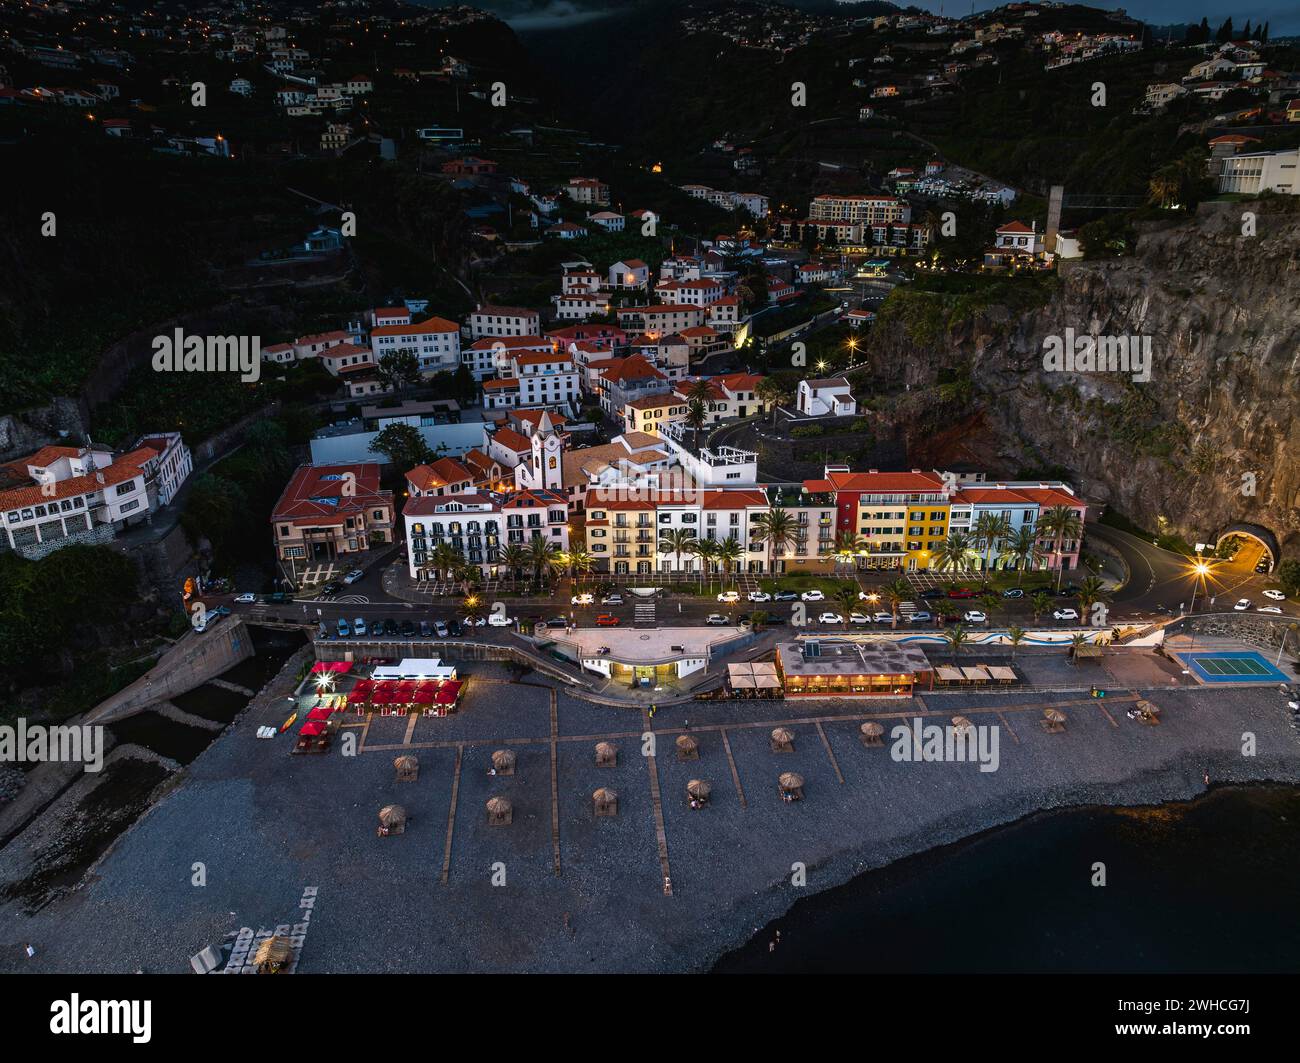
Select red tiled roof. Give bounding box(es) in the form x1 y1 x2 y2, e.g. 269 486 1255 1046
407 457 475 491
271 464 391 522
372 316 459 337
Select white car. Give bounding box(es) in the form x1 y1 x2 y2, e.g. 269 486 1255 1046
963 610 987 623
705 613 729 625
818 612 844 625
801 590 825 602
1258 605 1283 614
601 594 623 606
234 592 256 603
487 614 513 627
873 612 894 624
1263 589 1287 601
343 569 364 585
849 612 871 625
1234 599 1251 611
747 591 771 603
465 616 487 627
717 590 741 604
571 593 594 606
1052 608 1079 621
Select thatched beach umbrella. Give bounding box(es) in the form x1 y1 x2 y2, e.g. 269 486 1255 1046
951 715 973 736
253 935 293 974
770 726 795 753
687 779 711 808
860 721 885 747
491 749 516 776
378 804 407 835
593 787 618 817
675 734 699 761
394 754 419 782
1042 707 1067 734
486 796 513 826
595 741 617 768
778 772 804 800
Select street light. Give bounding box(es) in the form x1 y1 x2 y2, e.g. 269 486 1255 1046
1186 557 1215 650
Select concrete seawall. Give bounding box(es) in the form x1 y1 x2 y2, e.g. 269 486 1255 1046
85 619 256 725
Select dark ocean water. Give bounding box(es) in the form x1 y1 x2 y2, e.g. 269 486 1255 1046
714 786 1300 973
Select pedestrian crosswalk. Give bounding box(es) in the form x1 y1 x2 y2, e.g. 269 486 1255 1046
634 600 656 626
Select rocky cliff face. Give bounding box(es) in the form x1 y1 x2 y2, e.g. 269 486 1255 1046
870 199 1300 553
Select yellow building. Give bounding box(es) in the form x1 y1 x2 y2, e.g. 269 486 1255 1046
905 502 949 571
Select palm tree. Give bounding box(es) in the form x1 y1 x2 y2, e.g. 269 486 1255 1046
752 506 797 579
943 623 968 665
694 537 719 590
1006 624 1026 661
1038 504 1083 590
972 512 1012 574
1076 574 1109 627
978 591 1000 620
756 376 786 424
833 583 859 620
1031 591 1053 622
934 531 975 574
658 527 698 577
833 531 869 577
526 537 561 586
500 543 528 588
715 535 744 586
1068 632 1089 665
749 609 769 633
430 541 460 584
1006 525 1044 584
453 562 479 597
882 577 910 627
565 547 594 583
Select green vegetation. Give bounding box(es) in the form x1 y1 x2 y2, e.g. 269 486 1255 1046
0 545 141 712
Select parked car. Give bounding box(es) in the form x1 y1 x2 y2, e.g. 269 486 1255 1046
910 611 933 623
717 590 741 603
1263 589 1287 601
1258 605 1283 614
1234 599 1252 611
571 593 594 606
873 612 893 624
399 619 416 638
773 591 799 602
818 612 844 624
595 614 620 626
488 613 514 627
447 619 463 637
317 622 330 640
1052 608 1078 621
434 620 449 638
382 619 399 637
353 617 367 636
1256 559 1272 574
464 615 487 627
947 587 975 599
800 590 825 602
601 593 624 606
1001 588 1024 599
1058 584 1082 597
343 569 364 585
963 610 987 623
849 612 871 625
234 592 256 603
337 618 351 638
546 616 567 628
320 581 341 597
419 620 433 638
705 613 729 625
747 591 771 603
920 588 948 600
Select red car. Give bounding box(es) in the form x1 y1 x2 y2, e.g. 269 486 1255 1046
595 614 620 626
947 587 976 599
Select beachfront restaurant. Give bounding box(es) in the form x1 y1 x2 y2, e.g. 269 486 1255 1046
775 639 933 698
